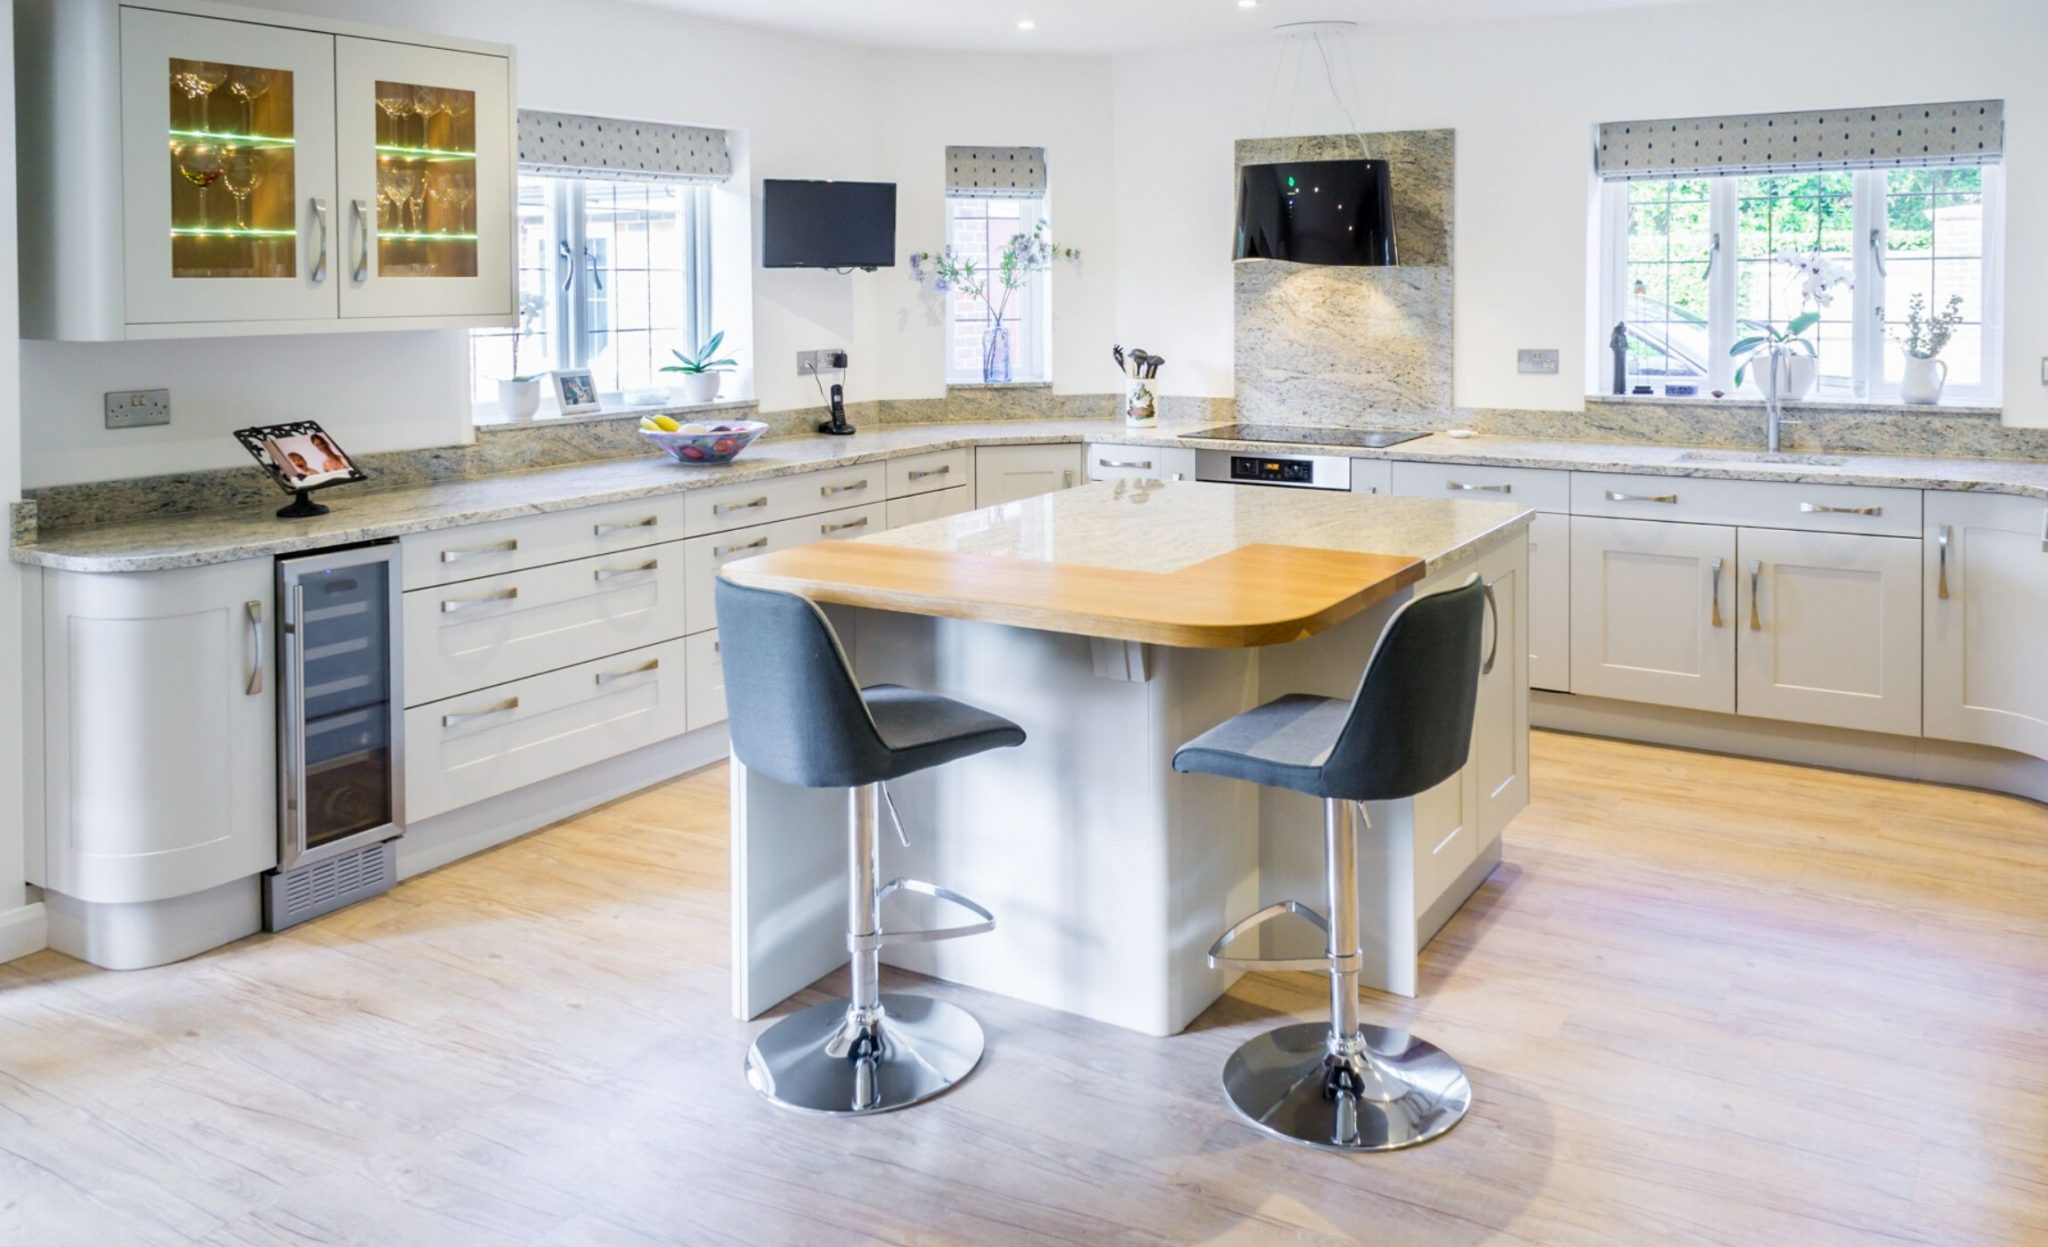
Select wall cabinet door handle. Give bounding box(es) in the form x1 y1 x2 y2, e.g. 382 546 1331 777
442 539 518 563
594 658 660 686
1448 480 1512 494
713 497 770 516
442 697 519 729
593 559 659 581
593 516 659 536
244 600 264 695
1748 560 1763 631
1937 525 1952 599
907 465 952 480
1709 558 1724 628
442 587 519 614
1099 458 1153 470
820 480 870 496
309 198 329 284
821 516 870 535
351 198 370 283
713 536 769 559
1799 502 1883 516
1607 490 1678 504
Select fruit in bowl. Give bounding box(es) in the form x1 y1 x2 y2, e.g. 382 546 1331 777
639 417 769 465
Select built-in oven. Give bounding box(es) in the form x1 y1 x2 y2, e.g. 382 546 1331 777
265 542 404 930
1193 449 1354 491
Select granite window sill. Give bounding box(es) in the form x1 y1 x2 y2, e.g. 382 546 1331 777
1586 393 2003 419
947 381 1053 392
473 396 760 430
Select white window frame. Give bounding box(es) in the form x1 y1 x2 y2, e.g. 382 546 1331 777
470 174 713 416
944 194 1049 385
1597 166 2002 405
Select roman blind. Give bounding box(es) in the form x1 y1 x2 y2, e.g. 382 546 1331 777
945 146 1047 198
516 109 733 183
1595 100 2003 181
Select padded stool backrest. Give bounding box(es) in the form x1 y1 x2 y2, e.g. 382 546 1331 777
1319 578 1488 803
714 578 891 788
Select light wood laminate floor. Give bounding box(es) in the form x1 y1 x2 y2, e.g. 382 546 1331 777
3 732 2045 1246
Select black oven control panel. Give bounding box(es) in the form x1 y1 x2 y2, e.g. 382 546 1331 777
1229 455 1316 485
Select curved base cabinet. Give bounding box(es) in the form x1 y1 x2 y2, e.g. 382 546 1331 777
44 878 261 971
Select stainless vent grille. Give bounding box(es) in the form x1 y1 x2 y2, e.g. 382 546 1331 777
265 840 397 931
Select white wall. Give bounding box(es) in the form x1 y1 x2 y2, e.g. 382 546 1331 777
0 0 37 948
1111 0 2048 426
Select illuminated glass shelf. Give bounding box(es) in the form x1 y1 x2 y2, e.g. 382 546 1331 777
377 231 480 242
376 144 478 161
171 227 299 238
168 128 296 148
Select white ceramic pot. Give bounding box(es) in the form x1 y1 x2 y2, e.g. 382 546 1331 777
497 378 543 420
1123 377 1157 427
670 372 722 406
1901 355 1948 405
1747 353 1817 403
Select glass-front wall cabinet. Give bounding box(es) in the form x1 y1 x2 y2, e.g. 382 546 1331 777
168 56 298 277
372 80 479 278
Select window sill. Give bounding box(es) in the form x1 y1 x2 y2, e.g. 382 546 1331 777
947 381 1052 391
1587 393 2003 419
473 395 759 430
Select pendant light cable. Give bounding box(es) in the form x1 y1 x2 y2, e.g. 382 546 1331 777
1312 29 1371 160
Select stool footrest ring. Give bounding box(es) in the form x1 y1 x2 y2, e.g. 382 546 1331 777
849 878 996 951
1208 900 1350 972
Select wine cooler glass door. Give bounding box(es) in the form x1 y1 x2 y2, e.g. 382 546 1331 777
119 8 339 326
336 37 512 321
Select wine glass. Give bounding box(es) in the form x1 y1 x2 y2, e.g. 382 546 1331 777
410 86 443 150
221 147 266 229
442 90 474 152
406 166 430 235
380 166 418 234
375 84 413 146
443 172 474 233
171 62 229 131
174 141 226 229
225 67 275 136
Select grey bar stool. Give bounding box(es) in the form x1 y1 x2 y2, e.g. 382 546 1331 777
715 578 1025 1116
1172 576 1492 1152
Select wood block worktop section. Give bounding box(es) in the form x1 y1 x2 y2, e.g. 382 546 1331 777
720 479 1528 648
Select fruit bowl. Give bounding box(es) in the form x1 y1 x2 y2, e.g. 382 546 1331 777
639 419 769 466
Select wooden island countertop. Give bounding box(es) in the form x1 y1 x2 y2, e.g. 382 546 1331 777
719 479 1532 649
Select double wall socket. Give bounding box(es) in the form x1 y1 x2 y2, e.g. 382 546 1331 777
797 349 847 376
105 388 170 429
1517 349 1560 375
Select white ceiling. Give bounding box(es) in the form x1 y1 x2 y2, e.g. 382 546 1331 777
625 0 1719 54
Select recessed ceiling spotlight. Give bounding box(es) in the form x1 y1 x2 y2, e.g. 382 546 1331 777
1017 18 1036 29
1238 1 1258 8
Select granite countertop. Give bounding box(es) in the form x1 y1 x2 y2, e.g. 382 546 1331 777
17 417 2048 573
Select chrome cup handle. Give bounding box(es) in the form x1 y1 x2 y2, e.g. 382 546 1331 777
1480 579 1499 676
309 198 329 284
1709 558 1725 628
352 199 371 283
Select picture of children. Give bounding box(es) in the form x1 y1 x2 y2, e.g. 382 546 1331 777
263 432 356 488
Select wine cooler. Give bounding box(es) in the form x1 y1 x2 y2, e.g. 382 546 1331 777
266 543 405 930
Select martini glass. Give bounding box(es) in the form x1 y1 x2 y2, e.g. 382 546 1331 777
375 84 413 146
171 62 229 131
226 67 276 135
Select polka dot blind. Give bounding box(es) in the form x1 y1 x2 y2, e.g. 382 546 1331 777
1596 100 2003 181
516 110 732 184
945 146 1048 199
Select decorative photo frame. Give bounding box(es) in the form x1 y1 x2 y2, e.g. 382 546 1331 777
232 421 368 519
553 368 602 414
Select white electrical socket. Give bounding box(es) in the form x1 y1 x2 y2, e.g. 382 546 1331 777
105 388 170 429
797 349 845 376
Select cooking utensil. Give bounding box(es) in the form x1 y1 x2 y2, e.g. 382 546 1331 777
1144 354 1165 379
1113 344 1125 372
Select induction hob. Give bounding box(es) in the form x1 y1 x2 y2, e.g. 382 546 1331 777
1182 423 1430 450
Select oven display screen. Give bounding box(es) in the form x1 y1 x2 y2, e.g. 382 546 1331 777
1229 455 1315 485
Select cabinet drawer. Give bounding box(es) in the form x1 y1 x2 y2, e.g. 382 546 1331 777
1572 472 1921 536
401 497 685 590
403 547 686 705
886 485 974 529
683 465 882 535
1085 444 1196 483
888 449 972 498
1351 459 1393 495
1390 462 1570 513
405 639 687 822
684 501 889 634
686 631 727 732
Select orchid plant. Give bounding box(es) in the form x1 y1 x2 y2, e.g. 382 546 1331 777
1730 250 1853 388
909 220 1079 379
508 290 547 383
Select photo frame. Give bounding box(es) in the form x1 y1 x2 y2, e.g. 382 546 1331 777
232 421 368 519
552 369 602 414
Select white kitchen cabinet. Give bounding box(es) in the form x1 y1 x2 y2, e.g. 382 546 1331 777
1085 443 1196 483
685 631 728 732
886 485 974 529
1472 534 1531 851
975 444 1084 506
1527 512 1570 692
1569 516 1736 712
20 0 515 339
1349 459 1393 495
1735 528 1922 735
40 560 276 951
1924 492 2048 761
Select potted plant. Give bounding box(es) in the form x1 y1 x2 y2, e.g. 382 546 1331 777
497 291 547 420
661 331 738 405
909 221 1079 383
1892 293 1965 405
1730 251 1851 403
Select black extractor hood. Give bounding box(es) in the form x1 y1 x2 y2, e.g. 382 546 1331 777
1234 159 1396 266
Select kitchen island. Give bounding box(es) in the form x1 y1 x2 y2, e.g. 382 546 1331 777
723 479 1533 1036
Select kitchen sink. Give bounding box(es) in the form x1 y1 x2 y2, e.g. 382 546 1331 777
1675 449 1853 468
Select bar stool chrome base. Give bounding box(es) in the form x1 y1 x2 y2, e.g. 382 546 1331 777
1221 1021 1471 1152
745 993 985 1116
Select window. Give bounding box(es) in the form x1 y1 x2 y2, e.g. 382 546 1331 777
469 175 712 410
944 195 1047 383
1601 165 2002 404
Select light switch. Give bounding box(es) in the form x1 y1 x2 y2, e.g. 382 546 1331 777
1518 349 1560 375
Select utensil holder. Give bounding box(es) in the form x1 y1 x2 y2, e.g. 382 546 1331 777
1123 376 1157 428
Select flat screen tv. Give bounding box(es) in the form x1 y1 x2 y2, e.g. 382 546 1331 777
762 179 897 270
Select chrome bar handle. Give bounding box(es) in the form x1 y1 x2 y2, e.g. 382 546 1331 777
1099 458 1153 470
821 516 870 535
1938 525 1951 599
1447 480 1512 494
285 583 309 863
1800 502 1883 516
820 480 869 496
441 539 517 563
907 465 952 481
594 658 659 686
309 198 329 284
442 587 518 614
713 536 768 559
1709 558 1725 628
593 559 658 581
712 497 769 516
593 516 659 536
1480 579 1500 676
351 198 370 283
1748 560 1763 631
442 697 519 729
244 600 264 695
1607 490 1678 504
